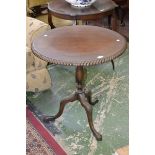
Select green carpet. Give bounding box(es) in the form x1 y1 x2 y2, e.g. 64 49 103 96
27 46 129 155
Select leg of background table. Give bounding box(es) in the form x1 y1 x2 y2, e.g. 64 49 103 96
108 15 111 29
81 20 88 25
48 10 55 29
43 93 77 122
120 7 126 26
111 9 117 31
78 93 102 141
73 19 78 25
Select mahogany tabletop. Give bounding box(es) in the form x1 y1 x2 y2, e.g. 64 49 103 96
48 0 117 19
32 25 127 66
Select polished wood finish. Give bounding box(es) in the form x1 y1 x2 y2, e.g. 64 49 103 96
32 26 127 141
32 26 126 66
48 0 118 30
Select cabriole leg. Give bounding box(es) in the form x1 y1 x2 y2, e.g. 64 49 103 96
43 93 77 122
78 93 102 141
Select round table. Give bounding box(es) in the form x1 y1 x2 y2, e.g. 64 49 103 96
48 0 118 30
32 25 127 141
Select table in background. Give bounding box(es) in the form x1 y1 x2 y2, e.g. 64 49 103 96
48 0 118 30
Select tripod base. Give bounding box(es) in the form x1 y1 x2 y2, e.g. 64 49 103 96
43 66 102 141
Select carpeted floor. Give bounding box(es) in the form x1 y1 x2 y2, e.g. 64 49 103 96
27 46 129 155
26 119 55 155
26 107 67 155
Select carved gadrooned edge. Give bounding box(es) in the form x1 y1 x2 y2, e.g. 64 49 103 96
32 43 127 66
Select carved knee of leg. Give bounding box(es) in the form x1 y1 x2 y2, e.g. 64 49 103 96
85 103 92 112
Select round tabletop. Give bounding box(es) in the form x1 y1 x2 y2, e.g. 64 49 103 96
48 0 117 20
32 25 127 66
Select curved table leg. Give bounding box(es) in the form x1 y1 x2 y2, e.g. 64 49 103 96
85 90 98 105
43 93 77 122
78 93 102 141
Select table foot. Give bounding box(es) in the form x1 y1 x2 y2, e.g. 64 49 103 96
90 99 99 105
43 93 77 122
78 93 102 141
43 116 55 123
85 90 99 105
